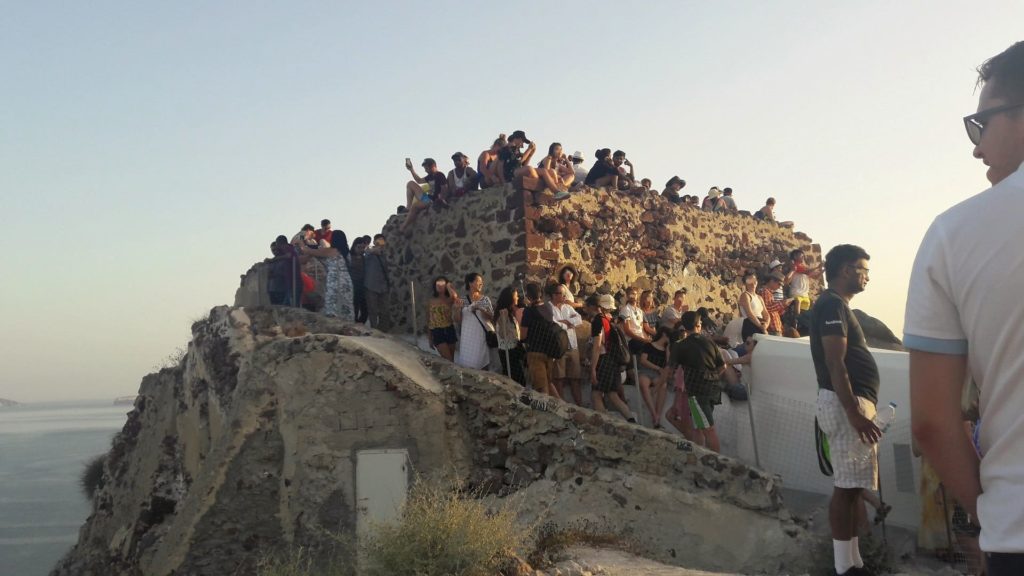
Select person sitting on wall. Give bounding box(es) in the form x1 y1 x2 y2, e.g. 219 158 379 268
754 197 777 222
476 134 506 189
612 150 636 192
400 157 448 234
291 223 318 250
640 178 654 194
496 130 564 196
570 151 588 189
584 148 619 190
535 142 573 199
661 176 687 204
315 219 333 246
721 187 738 213
447 152 478 199
702 187 726 211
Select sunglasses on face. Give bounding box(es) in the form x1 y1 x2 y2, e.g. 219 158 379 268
964 102 1024 145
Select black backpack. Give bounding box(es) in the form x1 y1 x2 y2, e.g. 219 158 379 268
604 318 631 366
526 307 569 360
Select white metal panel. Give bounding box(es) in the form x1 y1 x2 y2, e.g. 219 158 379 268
356 449 410 537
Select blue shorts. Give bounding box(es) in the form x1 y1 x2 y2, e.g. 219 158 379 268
430 326 457 345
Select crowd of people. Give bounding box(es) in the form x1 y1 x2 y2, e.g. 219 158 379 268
396 129 791 234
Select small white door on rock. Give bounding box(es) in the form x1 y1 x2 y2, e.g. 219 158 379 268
355 449 409 538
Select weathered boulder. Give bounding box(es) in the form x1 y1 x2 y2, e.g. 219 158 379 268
853 309 904 351
54 306 814 576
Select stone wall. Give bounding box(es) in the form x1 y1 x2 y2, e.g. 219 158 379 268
235 185 821 333
54 306 814 576
376 185 821 333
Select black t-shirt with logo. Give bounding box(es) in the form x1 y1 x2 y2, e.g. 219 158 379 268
809 289 880 404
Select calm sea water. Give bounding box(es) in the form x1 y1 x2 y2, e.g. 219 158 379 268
0 401 129 576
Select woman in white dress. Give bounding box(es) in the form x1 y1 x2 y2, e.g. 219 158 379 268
302 230 354 321
454 272 494 370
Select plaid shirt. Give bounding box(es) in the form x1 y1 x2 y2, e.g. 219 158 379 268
759 287 788 333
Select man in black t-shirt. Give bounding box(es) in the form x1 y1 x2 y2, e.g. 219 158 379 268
669 311 725 452
810 244 880 576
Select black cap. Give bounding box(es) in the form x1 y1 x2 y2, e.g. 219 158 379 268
451 152 468 161
509 130 529 143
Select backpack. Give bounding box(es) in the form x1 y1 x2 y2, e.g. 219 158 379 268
603 317 632 366
526 307 569 360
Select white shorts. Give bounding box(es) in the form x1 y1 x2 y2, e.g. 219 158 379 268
816 389 878 490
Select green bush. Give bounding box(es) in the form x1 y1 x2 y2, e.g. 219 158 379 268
80 455 105 501
360 479 529 576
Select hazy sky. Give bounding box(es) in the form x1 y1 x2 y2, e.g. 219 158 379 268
2 2 1020 402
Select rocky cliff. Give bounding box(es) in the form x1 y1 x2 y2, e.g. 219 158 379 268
54 306 815 576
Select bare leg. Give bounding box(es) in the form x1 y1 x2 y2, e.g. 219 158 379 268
399 202 426 233
592 391 607 413
705 426 720 453
829 487 862 541
605 391 634 421
638 375 657 425
654 377 667 426
547 380 562 401
568 378 582 405
405 181 421 209
435 342 455 362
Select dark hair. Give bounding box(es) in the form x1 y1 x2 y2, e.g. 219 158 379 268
681 195 691 202
548 142 561 157
680 311 699 332
723 187 732 195
432 276 450 298
275 235 289 244
978 42 1024 104
583 293 600 308
789 249 804 260
766 197 776 205
742 270 757 282
594 148 611 160
824 244 870 282
674 289 685 298
641 178 652 186
331 230 350 259
544 282 562 297
525 282 542 303
373 233 385 242
302 223 315 232
350 237 367 253
361 235 371 243
613 150 625 158
496 286 517 314
557 265 577 286
464 272 482 292
653 325 671 342
493 136 507 148
321 219 330 227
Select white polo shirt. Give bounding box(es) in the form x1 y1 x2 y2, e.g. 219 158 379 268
547 302 581 350
904 161 1024 553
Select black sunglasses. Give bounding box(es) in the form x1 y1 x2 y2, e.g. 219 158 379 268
963 103 1024 145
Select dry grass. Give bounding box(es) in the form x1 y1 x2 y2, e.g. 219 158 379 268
359 478 529 576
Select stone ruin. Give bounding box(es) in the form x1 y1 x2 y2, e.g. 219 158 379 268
235 184 822 334
53 306 817 576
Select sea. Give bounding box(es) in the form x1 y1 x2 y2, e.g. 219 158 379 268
0 401 130 576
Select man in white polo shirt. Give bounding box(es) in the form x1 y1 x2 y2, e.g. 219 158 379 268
907 41 1024 575
548 283 583 405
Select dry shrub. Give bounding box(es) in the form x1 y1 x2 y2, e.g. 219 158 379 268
360 478 529 576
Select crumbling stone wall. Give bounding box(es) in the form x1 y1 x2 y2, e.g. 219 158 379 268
54 306 813 576
377 185 821 333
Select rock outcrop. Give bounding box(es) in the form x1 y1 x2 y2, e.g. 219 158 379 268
235 185 822 333
54 306 815 576
853 309 904 351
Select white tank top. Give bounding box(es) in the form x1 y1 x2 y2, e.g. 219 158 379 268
453 169 471 189
740 291 765 320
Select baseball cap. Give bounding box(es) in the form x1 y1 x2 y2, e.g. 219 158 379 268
597 294 616 311
769 259 783 269
509 130 530 143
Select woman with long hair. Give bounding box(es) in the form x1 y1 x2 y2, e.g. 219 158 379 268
536 142 574 197
738 271 769 341
584 148 619 189
639 290 659 339
427 276 460 361
638 326 671 428
454 272 494 370
494 286 526 385
301 230 354 321
556 265 582 308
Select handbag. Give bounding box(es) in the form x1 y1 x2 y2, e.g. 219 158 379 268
472 308 498 349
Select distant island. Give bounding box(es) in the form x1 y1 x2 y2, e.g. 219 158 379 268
0 398 20 407
113 396 138 406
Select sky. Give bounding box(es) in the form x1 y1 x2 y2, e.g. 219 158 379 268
2 1 1021 402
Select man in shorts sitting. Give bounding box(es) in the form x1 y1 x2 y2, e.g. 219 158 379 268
810 244 879 576
401 157 448 234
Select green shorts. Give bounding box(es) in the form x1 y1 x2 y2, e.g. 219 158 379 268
688 396 715 429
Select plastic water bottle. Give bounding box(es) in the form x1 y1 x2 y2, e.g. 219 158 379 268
849 402 897 465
